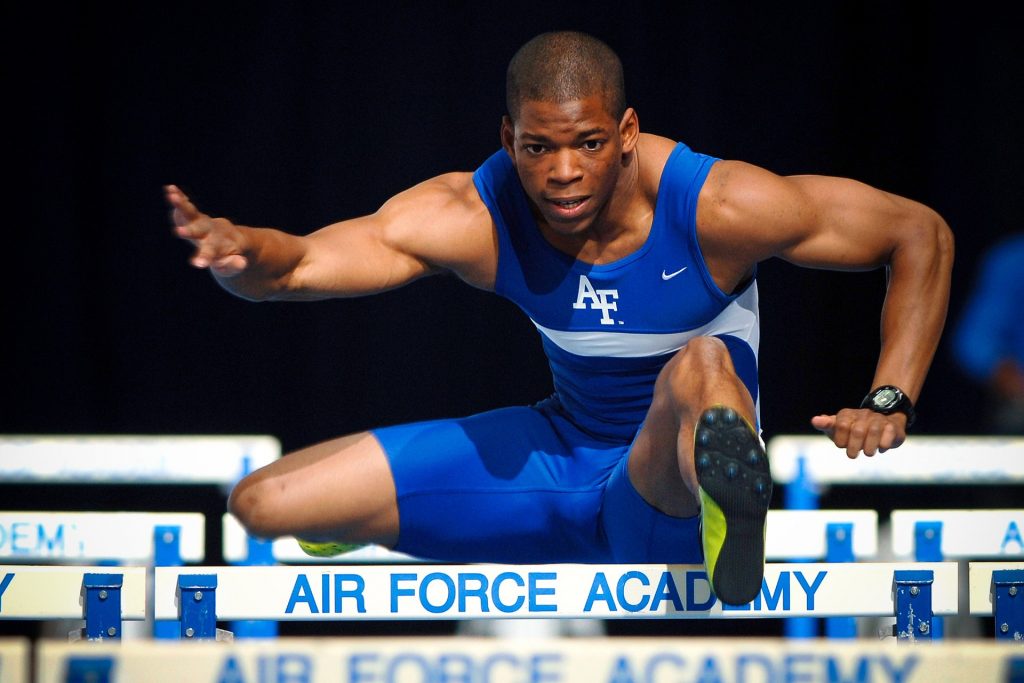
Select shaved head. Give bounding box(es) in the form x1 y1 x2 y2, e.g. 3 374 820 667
506 31 626 123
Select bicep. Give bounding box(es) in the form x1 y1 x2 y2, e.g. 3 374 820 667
702 162 923 273
288 174 492 297
777 175 920 271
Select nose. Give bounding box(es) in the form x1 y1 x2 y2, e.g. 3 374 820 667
549 149 582 185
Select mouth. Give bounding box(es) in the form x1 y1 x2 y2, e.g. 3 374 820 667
545 196 591 220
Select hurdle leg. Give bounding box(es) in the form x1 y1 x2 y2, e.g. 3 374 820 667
894 570 934 642
230 535 279 639
823 523 856 638
992 569 1024 640
783 454 820 639
913 520 945 639
80 574 124 641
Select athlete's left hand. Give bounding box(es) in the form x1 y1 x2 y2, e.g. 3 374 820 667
810 409 907 458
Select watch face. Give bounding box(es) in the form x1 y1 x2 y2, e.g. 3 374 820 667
872 388 898 409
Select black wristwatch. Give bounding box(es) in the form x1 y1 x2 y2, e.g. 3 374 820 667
860 385 916 427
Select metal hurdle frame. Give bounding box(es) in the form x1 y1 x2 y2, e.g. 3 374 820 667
0 511 205 642
0 565 146 641
969 561 1024 641
768 434 1024 639
0 434 281 639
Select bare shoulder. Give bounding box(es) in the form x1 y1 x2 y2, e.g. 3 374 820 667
696 159 815 291
636 134 679 195
376 171 498 290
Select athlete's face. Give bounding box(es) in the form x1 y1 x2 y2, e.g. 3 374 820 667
502 95 638 237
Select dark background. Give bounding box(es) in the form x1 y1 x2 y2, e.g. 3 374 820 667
3 2 1020 637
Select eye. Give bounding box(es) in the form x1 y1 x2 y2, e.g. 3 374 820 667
524 144 547 155
582 139 603 151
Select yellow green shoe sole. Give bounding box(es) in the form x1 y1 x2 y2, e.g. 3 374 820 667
695 405 771 606
295 538 365 557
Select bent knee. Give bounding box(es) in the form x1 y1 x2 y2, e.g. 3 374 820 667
662 336 734 382
228 472 289 539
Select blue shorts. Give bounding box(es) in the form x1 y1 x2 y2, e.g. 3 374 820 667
372 397 702 564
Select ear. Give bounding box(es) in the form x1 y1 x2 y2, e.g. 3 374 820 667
618 107 639 154
501 115 516 162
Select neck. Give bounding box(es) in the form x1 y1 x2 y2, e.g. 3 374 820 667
538 149 653 265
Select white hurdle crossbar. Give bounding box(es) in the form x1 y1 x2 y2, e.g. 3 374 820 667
154 562 957 637
969 561 1024 641
0 639 28 683
0 565 145 641
0 512 204 564
35 637 1024 683
0 434 280 485
768 435 1024 486
891 509 1024 560
766 510 877 560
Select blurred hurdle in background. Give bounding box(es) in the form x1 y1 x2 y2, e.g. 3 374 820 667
768 434 1024 639
0 435 280 639
0 565 146 641
0 639 28 683
0 512 203 640
32 637 1024 683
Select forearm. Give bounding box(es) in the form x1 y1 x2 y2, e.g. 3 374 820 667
871 210 954 401
212 221 309 302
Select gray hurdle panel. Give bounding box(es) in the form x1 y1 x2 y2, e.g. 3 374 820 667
768 435 1024 493
0 435 280 486
0 512 204 565
0 565 146 641
891 509 1024 561
34 637 1024 683
0 639 28 683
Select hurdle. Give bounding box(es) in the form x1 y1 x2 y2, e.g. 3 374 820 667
0 565 145 641
969 561 1024 641
154 562 957 642
0 512 204 565
0 434 281 639
768 434 1024 639
768 435 1024 497
0 434 280 486
35 637 1024 683
0 639 28 683
891 510 1024 561
223 510 877 639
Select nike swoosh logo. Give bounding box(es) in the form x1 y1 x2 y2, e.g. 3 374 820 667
661 266 688 280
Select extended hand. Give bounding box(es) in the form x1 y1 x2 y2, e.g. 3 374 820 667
166 185 248 277
811 409 907 458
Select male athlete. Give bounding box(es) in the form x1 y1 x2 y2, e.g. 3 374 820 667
168 32 953 605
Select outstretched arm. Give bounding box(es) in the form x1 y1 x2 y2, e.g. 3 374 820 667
167 174 495 301
698 161 954 457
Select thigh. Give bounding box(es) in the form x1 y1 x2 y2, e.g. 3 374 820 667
229 431 399 546
601 454 703 563
374 404 624 563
